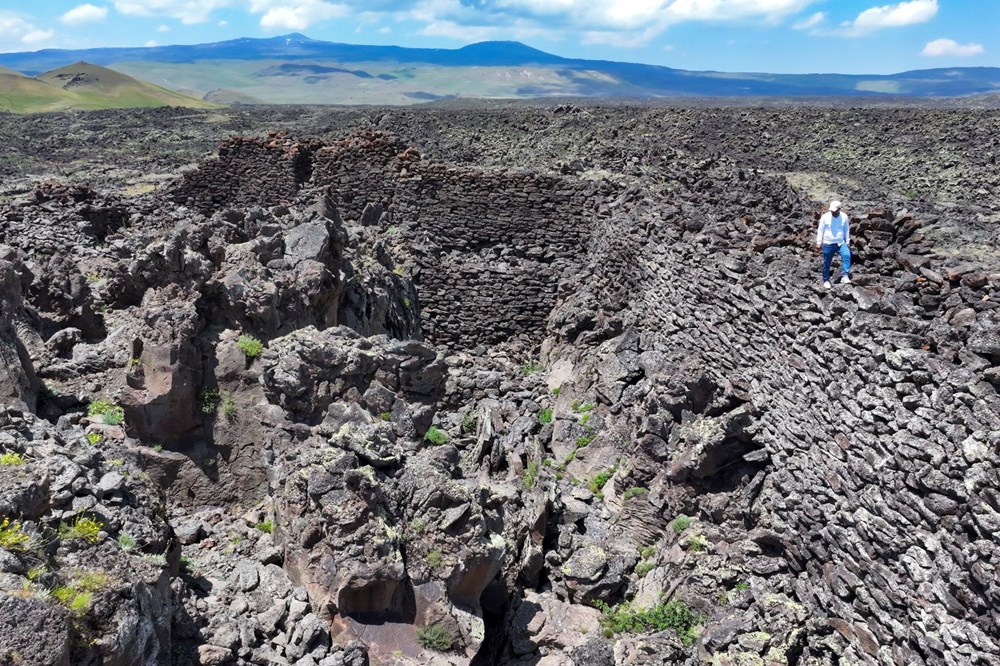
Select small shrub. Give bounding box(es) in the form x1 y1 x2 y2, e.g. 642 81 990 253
639 545 656 560
0 452 26 465
59 516 104 544
424 426 449 446
575 433 596 448
85 432 103 446
572 400 595 414
623 487 649 501
402 297 412 310
75 571 108 592
460 412 477 434
551 387 561 395
379 411 392 422
151 443 164 453
689 534 708 552
117 534 137 551
539 407 553 425
523 461 539 490
734 581 749 592
521 362 542 375
51 587 93 617
197 389 220 414
426 549 444 569
417 624 453 652
587 466 616 495
0 518 31 551
179 556 196 574
27 565 47 581
670 515 692 534
635 561 655 578
88 399 124 426
236 334 264 359
254 520 273 534
220 392 237 419
542 458 554 467
596 599 700 646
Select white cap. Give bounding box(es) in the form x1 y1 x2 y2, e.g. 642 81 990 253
830 200 843 211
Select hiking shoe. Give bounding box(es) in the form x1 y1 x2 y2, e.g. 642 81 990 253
823 281 831 289
841 275 852 285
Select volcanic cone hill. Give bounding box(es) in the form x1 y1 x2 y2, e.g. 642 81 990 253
0 105 998 666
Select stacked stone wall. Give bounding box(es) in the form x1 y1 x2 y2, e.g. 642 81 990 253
580 203 1000 664
170 132 321 214
170 131 613 348
311 132 613 347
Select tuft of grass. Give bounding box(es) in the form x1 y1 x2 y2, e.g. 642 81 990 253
424 426 449 446
88 399 124 426
460 412 477 434
575 433 596 448
417 624 453 652
197 389 220 414
689 534 708 552
220 392 237 419
596 599 701 646
639 545 656 560
0 452 26 465
426 549 444 569
670 515 692 534
0 518 31 551
587 465 617 496
635 561 655 578
523 461 539 490
51 587 93 617
572 400 595 414
379 411 392 422
85 432 103 446
151 443 163 453
551 387 561 395
734 581 749 592
117 534 137 551
623 487 649 501
254 520 273 534
520 362 542 375
58 516 104 544
236 334 264 359
539 407 553 425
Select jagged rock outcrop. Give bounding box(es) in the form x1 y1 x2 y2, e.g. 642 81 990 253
1 105 998 666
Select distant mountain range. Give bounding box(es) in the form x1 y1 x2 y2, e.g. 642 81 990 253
1 34 999 109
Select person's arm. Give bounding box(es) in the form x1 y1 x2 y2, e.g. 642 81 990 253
816 214 825 247
844 214 850 245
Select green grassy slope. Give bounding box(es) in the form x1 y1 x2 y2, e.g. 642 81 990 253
0 62 216 113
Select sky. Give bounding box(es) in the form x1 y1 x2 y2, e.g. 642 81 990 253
0 0 996 74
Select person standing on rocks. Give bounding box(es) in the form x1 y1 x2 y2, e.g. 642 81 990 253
815 200 851 289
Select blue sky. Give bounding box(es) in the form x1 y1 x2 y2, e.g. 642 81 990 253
0 0 995 74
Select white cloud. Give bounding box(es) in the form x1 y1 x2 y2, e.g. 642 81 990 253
792 11 824 30
421 20 501 41
379 25 391 33
0 13 55 50
23 29 55 43
157 24 170 32
145 39 158 46
582 26 660 48
853 0 937 30
251 1 349 30
921 38 984 57
114 0 234 24
219 19 229 26
61 4 110 25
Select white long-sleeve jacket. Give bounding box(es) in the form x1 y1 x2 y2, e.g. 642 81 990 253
816 211 850 246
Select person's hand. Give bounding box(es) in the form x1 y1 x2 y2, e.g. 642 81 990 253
814 244 821 252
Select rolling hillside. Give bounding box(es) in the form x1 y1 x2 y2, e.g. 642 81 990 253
0 62 216 113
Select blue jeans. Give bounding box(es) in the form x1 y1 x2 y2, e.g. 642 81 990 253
822 243 851 281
